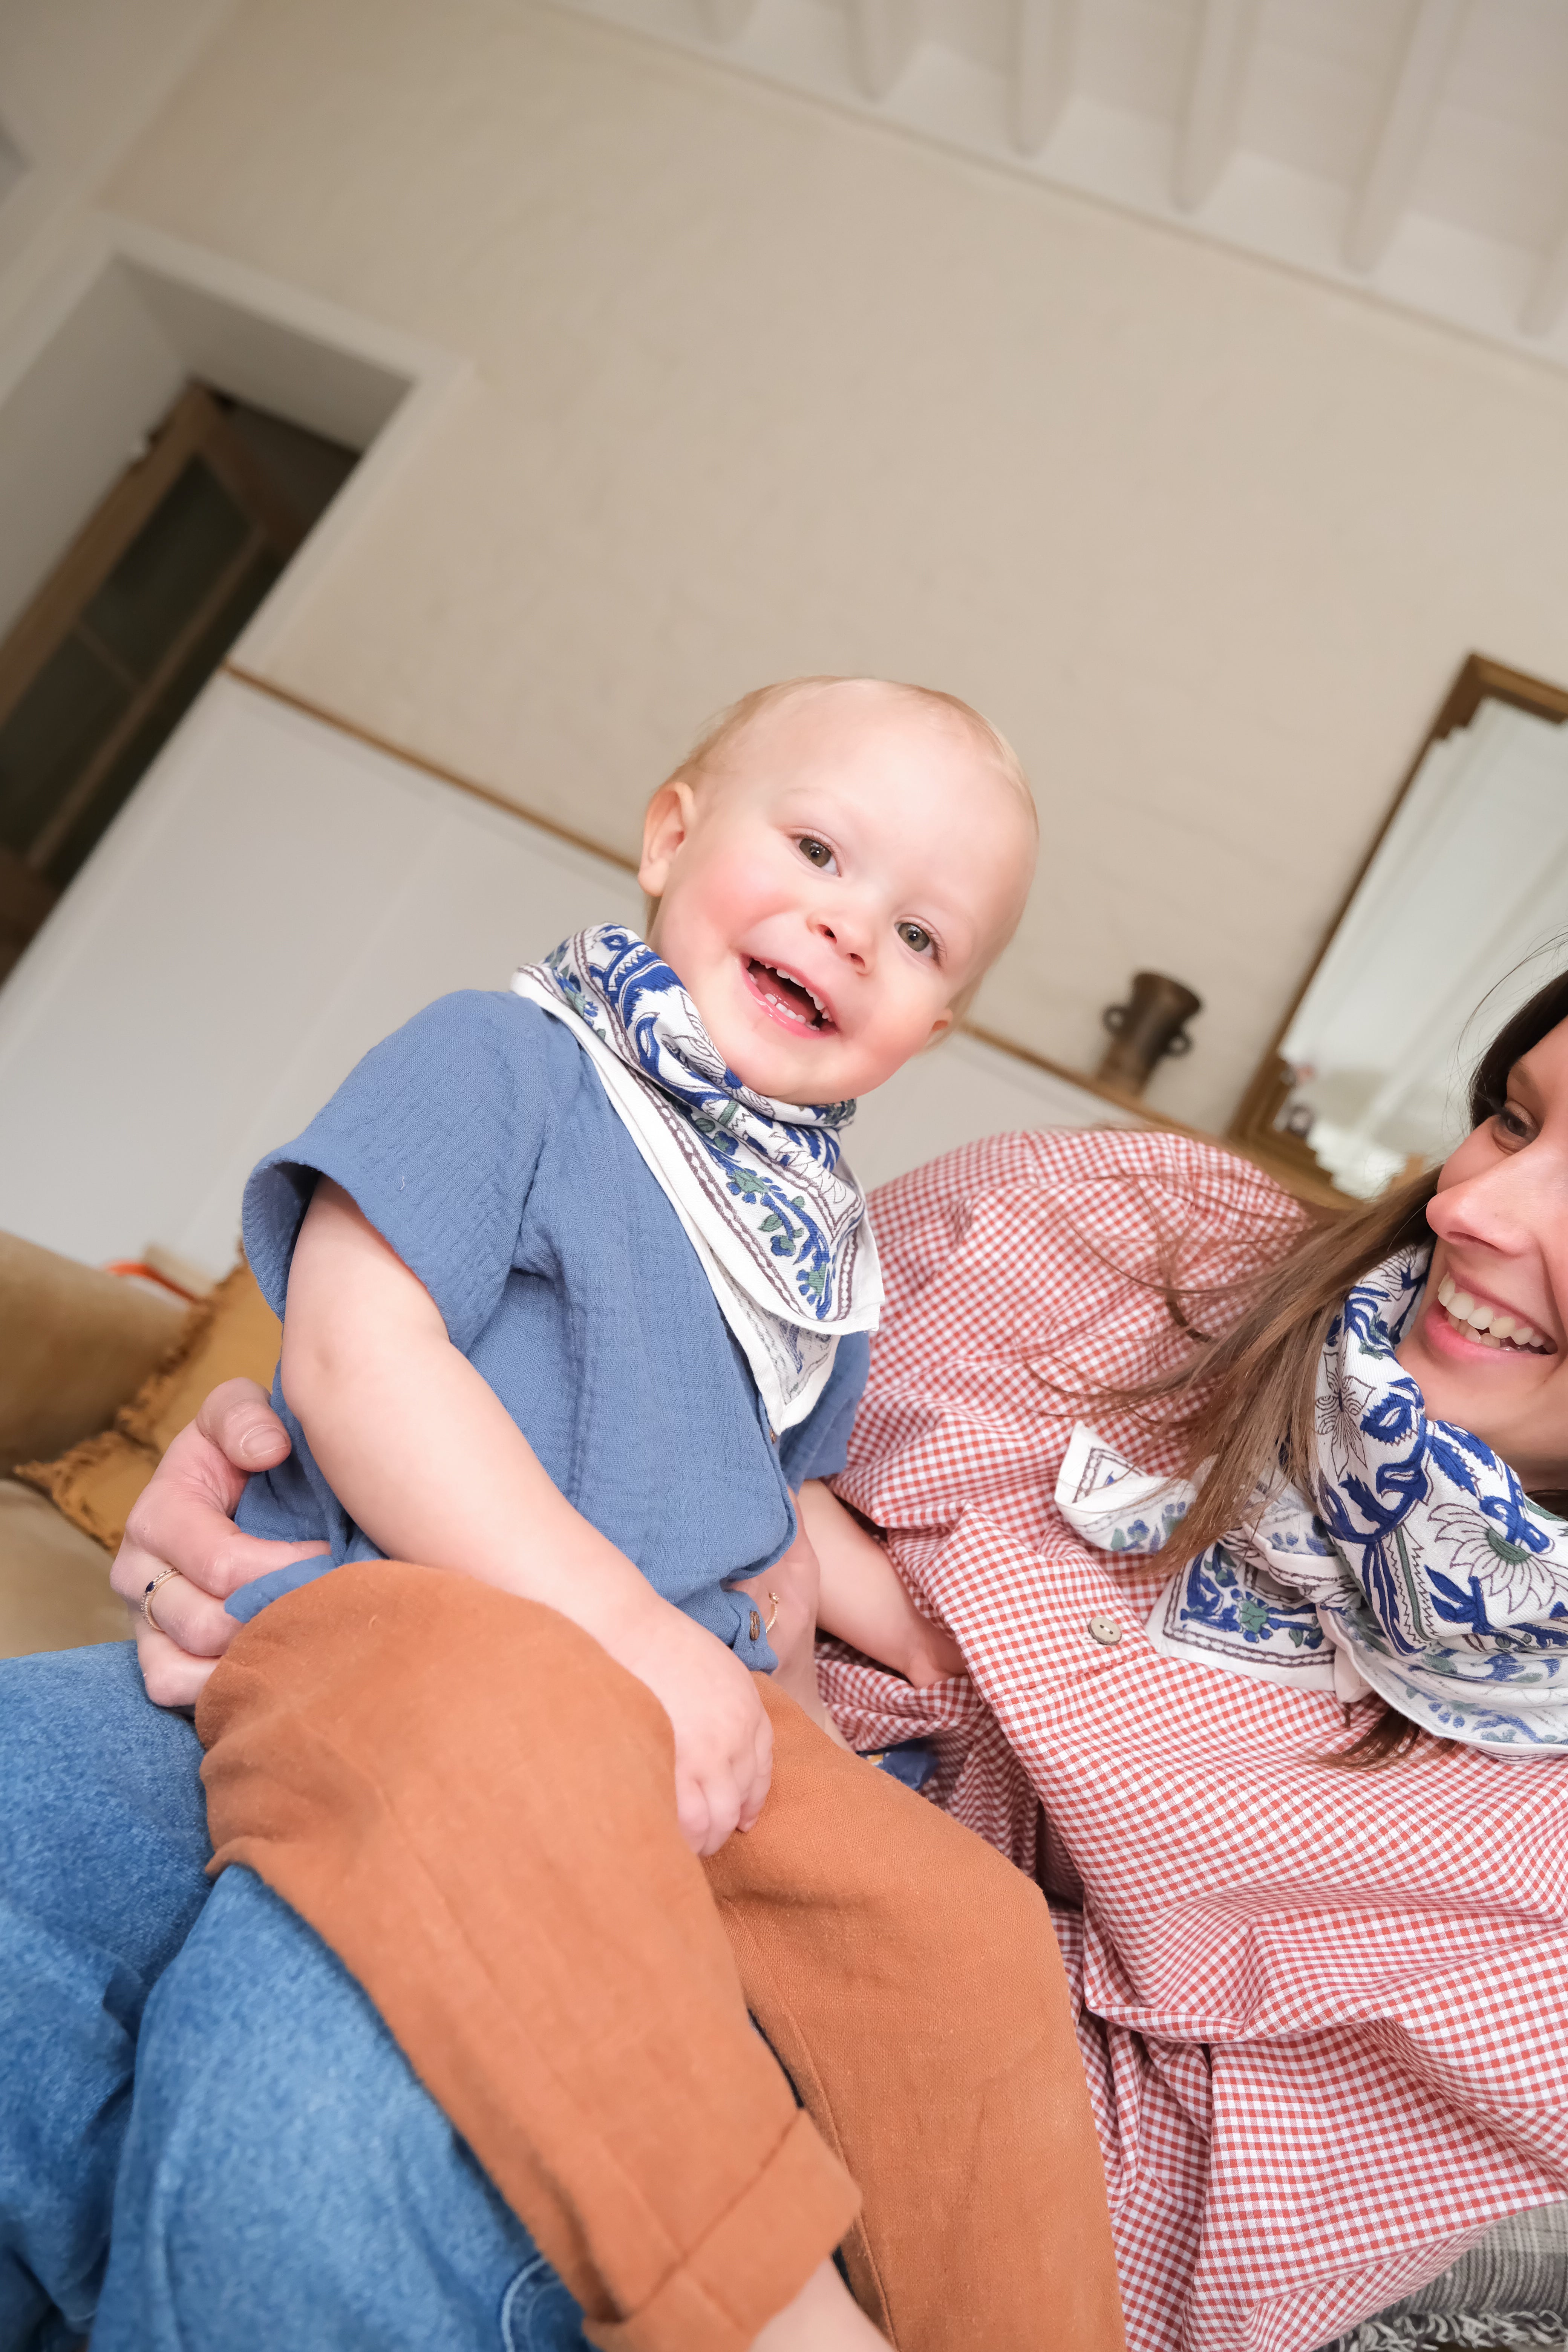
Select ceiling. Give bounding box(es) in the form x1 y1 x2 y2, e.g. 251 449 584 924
545 0 1568 365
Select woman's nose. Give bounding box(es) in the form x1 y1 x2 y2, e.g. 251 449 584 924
1433 1138 1565 1257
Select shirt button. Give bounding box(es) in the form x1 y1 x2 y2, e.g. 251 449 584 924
1087 1615 1123 1647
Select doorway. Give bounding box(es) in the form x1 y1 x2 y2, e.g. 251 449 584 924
0 383 357 982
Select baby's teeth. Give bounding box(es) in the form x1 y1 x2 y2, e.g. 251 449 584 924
1439 1276 1457 1308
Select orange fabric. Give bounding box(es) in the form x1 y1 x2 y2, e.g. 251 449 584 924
724 1682 1125 2352
198 1562 1123 2352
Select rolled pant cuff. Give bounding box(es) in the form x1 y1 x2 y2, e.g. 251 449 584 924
585 2107 862 2352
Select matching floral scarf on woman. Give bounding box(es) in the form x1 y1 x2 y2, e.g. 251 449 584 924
1059 1246 1568 1756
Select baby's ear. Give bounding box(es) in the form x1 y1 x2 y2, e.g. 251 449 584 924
638 779 696 897
922 1005 956 1053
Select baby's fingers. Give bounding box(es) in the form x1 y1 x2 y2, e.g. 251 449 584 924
697 1763 746 1857
674 1770 712 1858
736 1712 774 1834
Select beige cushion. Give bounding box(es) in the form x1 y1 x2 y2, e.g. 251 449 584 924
0 1477 130 1658
0 1231 185 1474
16 1260 281 1557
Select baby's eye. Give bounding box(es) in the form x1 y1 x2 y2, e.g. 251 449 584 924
797 837 835 870
897 921 934 955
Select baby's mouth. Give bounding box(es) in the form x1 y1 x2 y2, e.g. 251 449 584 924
1435 1275 1553 1355
744 958 833 1032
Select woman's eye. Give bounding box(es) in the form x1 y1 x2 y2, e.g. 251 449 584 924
797 837 834 870
1496 1102 1535 1144
897 922 934 955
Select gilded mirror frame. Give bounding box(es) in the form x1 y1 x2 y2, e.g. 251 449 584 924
1228 652 1568 1206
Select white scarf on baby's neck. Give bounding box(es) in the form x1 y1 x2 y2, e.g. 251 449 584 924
511 924 881 1432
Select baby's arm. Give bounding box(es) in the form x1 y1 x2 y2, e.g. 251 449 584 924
798 1479 965 1687
282 1178 771 1854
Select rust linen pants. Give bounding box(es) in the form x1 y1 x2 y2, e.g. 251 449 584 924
197 1562 1123 2352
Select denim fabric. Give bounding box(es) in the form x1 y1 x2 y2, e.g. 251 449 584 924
95 1869 589 2352
0 1643 208 2348
0 1646 582 2352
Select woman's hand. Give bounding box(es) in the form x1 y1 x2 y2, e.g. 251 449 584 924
800 1479 966 1688
109 1379 329 1709
733 1517 854 1747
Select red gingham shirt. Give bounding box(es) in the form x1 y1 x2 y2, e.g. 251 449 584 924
820 1127 1568 2352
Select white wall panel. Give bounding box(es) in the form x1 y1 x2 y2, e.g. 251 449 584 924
93 0 1568 1133
0 677 1127 1274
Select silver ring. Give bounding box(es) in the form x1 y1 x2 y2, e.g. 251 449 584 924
142 1566 182 1635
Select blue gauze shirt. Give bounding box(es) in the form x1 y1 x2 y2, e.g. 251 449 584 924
233 990 870 1672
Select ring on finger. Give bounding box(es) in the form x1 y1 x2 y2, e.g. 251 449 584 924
142 1566 182 1635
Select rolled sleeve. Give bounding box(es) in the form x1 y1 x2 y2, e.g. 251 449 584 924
242 992 550 1354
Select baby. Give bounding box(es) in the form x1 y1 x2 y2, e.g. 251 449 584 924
230 675 1042 2347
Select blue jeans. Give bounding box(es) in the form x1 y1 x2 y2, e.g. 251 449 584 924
0 1644 589 2351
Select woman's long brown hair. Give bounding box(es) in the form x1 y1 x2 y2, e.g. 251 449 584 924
1106 965 1568 1768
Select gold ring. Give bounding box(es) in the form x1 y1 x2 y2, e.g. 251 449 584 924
764 1592 780 1633
142 1566 182 1635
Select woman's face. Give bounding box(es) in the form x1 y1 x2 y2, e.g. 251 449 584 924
1396 1015 1568 1490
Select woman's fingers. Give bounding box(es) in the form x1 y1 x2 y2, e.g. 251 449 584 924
195 1377 292 1479
107 1380 322 1711
138 1568 246 1660
111 1414 323 1607
130 1611 223 1711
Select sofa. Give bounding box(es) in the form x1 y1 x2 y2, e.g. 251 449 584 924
0 1228 281 1657
0 1232 190 1654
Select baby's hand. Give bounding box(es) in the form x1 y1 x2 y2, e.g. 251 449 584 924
607 1594 773 1857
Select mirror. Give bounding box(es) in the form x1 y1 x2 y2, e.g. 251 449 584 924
1230 656 1568 1203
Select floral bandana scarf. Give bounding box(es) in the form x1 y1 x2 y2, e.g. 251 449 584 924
512 924 881 1432
1057 1246 1568 1756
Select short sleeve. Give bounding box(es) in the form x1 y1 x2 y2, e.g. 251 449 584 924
242 992 557 1354
778 1330 871 1489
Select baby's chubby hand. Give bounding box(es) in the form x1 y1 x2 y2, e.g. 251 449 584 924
603 1593 774 1858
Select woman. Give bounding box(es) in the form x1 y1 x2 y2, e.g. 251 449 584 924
11 971 1568 2350
817 965 1568 2349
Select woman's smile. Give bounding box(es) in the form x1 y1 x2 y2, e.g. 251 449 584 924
1426 1271 1553 1357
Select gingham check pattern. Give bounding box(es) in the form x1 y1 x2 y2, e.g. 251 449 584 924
818 1129 1568 2352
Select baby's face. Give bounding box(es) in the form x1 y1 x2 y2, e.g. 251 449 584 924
640 683 1035 1105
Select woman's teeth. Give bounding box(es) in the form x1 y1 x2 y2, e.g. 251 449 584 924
1436 1274 1550 1353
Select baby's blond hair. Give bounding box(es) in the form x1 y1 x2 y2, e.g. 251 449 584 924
646 677 1035 1021
673 675 1035 834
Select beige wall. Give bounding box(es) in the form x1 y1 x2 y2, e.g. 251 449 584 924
100 0 1568 1131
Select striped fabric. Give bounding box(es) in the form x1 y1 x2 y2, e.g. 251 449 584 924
1332 2200 1568 2347
818 1129 1568 2352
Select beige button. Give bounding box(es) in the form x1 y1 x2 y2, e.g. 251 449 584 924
1087 1615 1123 1647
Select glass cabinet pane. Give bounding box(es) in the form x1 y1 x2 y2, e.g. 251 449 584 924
45 548 283 888
0 636 129 858
81 460 251 681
